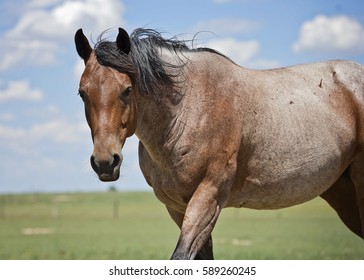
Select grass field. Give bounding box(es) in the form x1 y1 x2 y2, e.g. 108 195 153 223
0 191 363 260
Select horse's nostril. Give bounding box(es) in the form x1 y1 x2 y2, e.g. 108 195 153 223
90 155 98 172
112 154 121 169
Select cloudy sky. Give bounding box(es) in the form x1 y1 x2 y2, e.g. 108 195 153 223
0 0 363 194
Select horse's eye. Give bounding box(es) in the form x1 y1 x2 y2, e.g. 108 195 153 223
78 90 85 101
121 86 132 100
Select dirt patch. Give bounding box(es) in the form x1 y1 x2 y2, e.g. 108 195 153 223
21 227 54 235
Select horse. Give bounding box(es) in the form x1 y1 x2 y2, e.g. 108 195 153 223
75 27 364 259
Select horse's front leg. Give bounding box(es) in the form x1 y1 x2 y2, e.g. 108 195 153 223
170 176 231 260
167 207 214 259
350 156 364 238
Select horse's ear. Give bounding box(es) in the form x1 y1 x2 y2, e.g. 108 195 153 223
116 28 131 54
75 28 92 63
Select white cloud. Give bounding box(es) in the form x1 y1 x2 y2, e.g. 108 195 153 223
0 80 44 103
293 15 364 54
0 0 125 71
29 118 89 143
0 116 89 159
0 39 58 70
205 37 260 64
11 0 124 41
0 124 25 140
204 37 280 69
205 37 279 69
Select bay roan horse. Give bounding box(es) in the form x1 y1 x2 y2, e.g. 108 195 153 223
75 27 364 259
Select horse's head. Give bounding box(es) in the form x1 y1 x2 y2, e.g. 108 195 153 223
75 28 136 182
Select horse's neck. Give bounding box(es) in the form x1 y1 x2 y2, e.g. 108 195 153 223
133 49 236 162
134 92 180 159
134 48 188 157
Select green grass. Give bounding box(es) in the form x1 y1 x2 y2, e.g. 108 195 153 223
0 192 362 259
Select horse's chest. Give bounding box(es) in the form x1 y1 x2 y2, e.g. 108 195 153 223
138 143 198 212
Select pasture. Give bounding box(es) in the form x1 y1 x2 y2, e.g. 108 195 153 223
0 191 362 260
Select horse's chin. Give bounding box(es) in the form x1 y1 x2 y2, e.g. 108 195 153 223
98 172 120 182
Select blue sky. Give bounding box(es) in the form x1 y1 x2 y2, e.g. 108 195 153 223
0 0 363 193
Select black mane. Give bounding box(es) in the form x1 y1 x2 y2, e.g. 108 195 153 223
94 28 230 100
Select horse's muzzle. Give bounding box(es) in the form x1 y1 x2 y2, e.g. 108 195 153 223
90 153 122 182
